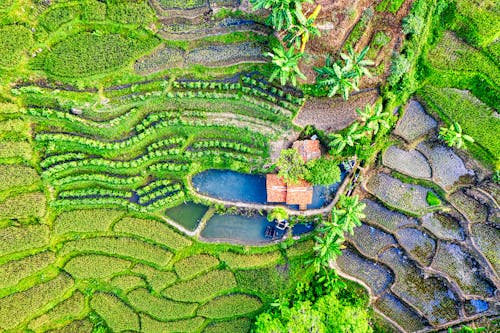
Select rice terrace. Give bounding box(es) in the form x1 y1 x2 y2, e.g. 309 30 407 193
0 0 498 332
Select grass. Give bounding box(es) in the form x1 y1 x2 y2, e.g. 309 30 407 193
53 209 124 236
27 291 85 332
58 236 173 267
127 288 198 321
113 217 192 251
197 293 262 319
219 251 281 269
0 274 74 331
0 251 55 290
90 292 139 332
174 254 219 280
0 224 49 257
162 270 237 302
63 254 131 279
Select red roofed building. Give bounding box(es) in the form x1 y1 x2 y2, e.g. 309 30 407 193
266 174 287 203
292 140 321 162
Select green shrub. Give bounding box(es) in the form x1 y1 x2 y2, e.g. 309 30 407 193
286 239 315 258
0 274 74 331
106 0 155 25
426 191 442 206
113 217 192 251
140 314 205 333
219 251 281 269
0 224 49 257
59 236 173 267
203 318 251 333
162 270 237 302
0 25 32 68
0 192 46 220
44 32 157 77
127 288 198 321
198 294 262 319
53 209 124 236
39 5 79 31
0 251 55 289
0 165 39 192
110 275 147 293
27 291 85 332
305 158 341 186
63 254 131 279
90 292 139 332
0 141 32 161
174 254 219 280
131 263 177 292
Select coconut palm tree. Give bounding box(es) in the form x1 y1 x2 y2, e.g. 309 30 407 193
335 195 366 235
357 102 390 135
284 4 321 53
328 122 364 154
312 214 344 272
439 122 474 149
265 45 306 86
340 46 374 83
251 0 311 31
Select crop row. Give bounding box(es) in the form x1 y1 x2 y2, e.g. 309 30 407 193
58 188 132 200
146 137 186 151
174 254 220 280
136 179 172 196
52 173 144 189
40 153 87 169
241 76 305 105
91 292 139 333
64 254 131 280
191 140 260 155
173 80 241 91
197 294 262 319
53 209 124 236
148 162 190 173
138 183 183 205
184 150 254 163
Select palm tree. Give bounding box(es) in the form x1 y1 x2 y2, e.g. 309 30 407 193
314 57 359 99
340 46 374 83
439 122 474 149
265 45 306 86
357 102 390 135
328 122 364 154
250 0 310 31
284 4 321 53
335 195 366 235
312 214 344 272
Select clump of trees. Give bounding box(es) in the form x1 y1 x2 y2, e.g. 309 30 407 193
275 149 341 186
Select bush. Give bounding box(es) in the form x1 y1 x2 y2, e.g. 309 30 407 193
198 294 262 319
203 318 252 333
80 0 107 21
0 251 55 290
0 274 74 330
0 224 49 257
106 0 155 25
162 270 237 302
127 288 197 321
63 254 131 279
131 263 177 292
58 236 173 267
286 239 315 258
39 5 79 31
27 291 85 332
53 209 124 235
0 25 32 68
90 292 139 332
140 315 205 333
219 251 281 269
174 254 219 280
113 217 192 251
305 158 341 186
44 32 157 77
426 191 442 206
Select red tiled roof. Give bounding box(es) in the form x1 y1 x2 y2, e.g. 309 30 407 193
286 179 313 206
266 174 287 203
292 140 321 162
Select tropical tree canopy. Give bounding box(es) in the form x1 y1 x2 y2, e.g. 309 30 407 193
265 45 306 86
267 207 289 222
276 148 307 184
335 195 366 235
439 122 474 149
305 157 341 185
328 122 364 155
356 101 390 136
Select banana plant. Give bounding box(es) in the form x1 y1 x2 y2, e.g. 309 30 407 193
314 56 359 99
250 0 312 31
328 122 364 154
335 195 366 235
284 4 321 53
265 44 306 86
439 122 474 149
340 45 374 82
356 102 390 135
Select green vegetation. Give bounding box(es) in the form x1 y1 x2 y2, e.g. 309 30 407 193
305 157 341 185
265 45 306 86
174 254 220 280
0 25 32 68
198 294 262 319
438 122 474 149
53 209 123 236
90 292 140 332
276 148 307 184
267 207 289 222
63 254 131 279
426 191 442 207
219 251 281 269
376 0 405 13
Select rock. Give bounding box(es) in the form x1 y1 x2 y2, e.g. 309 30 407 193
394 100 437 143
382 145 432 179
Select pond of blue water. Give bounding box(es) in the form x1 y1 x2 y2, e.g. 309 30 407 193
192 169 347 209
292 223 315 236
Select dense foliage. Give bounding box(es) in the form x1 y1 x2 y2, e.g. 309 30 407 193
0 25 32 68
